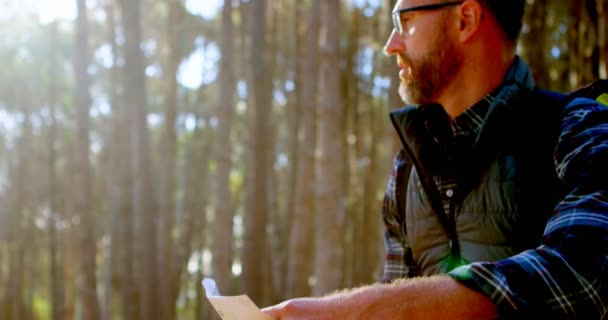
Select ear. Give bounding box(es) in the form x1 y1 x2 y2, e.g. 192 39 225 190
455 0 483 43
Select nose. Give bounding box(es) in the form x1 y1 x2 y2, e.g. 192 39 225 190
383 29 404 56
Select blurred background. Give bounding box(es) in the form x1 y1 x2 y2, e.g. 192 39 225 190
0 0 605 319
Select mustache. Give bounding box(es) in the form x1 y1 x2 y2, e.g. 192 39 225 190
397 54 411 67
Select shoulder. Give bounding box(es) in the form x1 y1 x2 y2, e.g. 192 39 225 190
564 97 608 117
561 97 608 128
559 78 608 125
554 97 608 184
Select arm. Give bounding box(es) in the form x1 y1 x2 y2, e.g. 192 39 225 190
263 150 497 320
262 275 496 320
449 98 608 318
262 99 608 320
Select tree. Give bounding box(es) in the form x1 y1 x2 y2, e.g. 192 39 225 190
286 0 321 299
157 1 183 319
568 0 600 88
521 0 549 88
242 0 274 304
314 0 344 296
74 0 103 318
600 0 607 78
212 0 237 297
101 1 140 319
47 20 67 320
119 0 159 318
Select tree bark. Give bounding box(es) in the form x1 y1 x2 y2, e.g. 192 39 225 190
278 0 300 298
74 0 102 318
103 1 140 319
286 0 321 299
568 0 598 88
522 0 549 87
243 0 273 304
359 100 384 285
48 20 67 320
5 91 33 320
342 7 361 288
158 1 183 319
212 0 237 297
314 0 344 296
599 0 608 78
119 0 159 318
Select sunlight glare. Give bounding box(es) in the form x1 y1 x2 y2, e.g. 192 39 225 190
185 0 222 20
408 26 417 37
37 0 77 24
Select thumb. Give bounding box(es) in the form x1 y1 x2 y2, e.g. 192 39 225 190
261 304 281 319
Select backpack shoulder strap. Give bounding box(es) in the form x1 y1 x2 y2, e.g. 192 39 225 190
531 79 608 113
570 79 608 104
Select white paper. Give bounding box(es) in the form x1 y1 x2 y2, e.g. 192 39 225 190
203 278 273 320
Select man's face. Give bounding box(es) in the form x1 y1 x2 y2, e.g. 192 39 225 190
387 0 464 105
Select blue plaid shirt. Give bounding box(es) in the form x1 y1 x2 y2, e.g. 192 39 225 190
449 95 608 318
382 57 608 318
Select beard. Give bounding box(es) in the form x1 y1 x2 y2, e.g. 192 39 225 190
398 23 463 105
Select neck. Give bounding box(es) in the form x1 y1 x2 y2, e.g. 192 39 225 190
437 49 515 120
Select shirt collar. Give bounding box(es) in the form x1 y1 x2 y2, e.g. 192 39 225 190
451 56 535 135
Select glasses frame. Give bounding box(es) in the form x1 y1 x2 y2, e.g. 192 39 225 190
392 1 464 36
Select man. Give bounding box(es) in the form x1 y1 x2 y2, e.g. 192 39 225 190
262 0 608 318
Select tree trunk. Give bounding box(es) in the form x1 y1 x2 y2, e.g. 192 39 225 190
158 1 183 320
278 0 300 298
212 0 236 297
6 95 33 320
342 7 361 288
4 115 32 319
359 100 383 284
314 0 344 296
597 0 608 79
119 0 159 318
286 0 321 299
599 0 607 78
584 0 600 83
243 0 272 304
569 0 598 88
48 20 67 320
74 0 102 318
181 120 213 320
103 1 140 319
522 0 549 87
262 1 281 305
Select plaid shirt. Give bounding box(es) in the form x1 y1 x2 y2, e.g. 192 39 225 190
382 58 608 318
433 96 492 218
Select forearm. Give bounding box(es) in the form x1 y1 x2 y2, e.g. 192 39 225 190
262 275 497 320
355 276 496 320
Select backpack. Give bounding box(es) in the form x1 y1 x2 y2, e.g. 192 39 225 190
563 79 608 106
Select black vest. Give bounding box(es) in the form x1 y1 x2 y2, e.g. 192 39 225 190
389 89 565 274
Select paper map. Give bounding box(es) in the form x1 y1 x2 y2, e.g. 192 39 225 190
203 278 273 320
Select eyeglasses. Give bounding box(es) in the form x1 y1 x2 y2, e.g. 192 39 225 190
392 1 464 36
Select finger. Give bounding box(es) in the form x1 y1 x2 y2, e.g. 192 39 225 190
261 305 281 319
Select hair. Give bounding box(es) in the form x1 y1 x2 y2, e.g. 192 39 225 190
479 0 527 43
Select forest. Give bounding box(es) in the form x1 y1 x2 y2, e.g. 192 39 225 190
0 0 606 319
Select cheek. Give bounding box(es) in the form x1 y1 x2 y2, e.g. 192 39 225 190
406 25 418 37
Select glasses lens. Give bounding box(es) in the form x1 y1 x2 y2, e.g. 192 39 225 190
392 12 402 35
